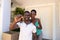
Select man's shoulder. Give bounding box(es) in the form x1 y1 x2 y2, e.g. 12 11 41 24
30 23 36 27
17 21 24 25
30 23 34 25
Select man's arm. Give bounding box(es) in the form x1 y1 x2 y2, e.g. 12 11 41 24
10 21 17 30
33 33 37 40
32 24 37 40
10 15 23 30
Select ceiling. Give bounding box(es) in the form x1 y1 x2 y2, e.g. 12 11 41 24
12 0 60 7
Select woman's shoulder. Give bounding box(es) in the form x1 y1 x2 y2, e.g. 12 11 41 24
35 18 40 21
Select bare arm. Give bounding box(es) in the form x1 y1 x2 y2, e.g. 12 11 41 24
10 15 23 30
10 21 17 30
38 19 42 29
32 24 37 40
33 33 37 40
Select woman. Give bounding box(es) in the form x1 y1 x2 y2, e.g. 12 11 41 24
31 9 42 40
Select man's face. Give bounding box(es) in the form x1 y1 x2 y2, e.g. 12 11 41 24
24 13 30 20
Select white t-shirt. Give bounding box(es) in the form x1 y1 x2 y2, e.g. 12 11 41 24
17 22 36 40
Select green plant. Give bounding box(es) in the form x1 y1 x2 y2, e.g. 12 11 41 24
14 7 25 15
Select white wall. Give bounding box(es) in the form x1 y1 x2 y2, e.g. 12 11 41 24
0 0 11 39
55 2 60 40
25 3 54 39
15 0 55 7
53 1 60 40
59 2 60 26
1 0 11 32
0 1 2 39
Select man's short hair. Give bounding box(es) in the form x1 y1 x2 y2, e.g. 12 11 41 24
24 11 30 14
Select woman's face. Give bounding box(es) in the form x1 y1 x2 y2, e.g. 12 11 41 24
31 11 36 18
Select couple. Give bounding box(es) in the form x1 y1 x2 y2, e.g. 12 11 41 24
10 9 42 40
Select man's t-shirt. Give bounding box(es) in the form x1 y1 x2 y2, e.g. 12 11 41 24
17 22 36 40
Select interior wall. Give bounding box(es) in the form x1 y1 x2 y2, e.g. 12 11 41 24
15 0 55 7
11 3 21 11
57 2 60 39
55 1 60 40
25 3 54 39
59 2 60 25
0 3 2 39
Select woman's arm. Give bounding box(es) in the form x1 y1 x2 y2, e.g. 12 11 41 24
38 19 42 29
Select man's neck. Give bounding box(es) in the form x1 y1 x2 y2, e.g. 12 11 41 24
24 20 31 24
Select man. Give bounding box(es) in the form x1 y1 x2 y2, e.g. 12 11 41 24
10 11 37 40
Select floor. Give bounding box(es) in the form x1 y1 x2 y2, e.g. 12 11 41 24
42 39 52 40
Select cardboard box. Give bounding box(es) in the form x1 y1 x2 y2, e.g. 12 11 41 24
2 31 19 40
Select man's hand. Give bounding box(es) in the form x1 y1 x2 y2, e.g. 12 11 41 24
10 15 23 30
33 33 37 40
14 15 23 23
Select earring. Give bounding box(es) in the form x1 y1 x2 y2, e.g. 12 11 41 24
30 17 31 19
